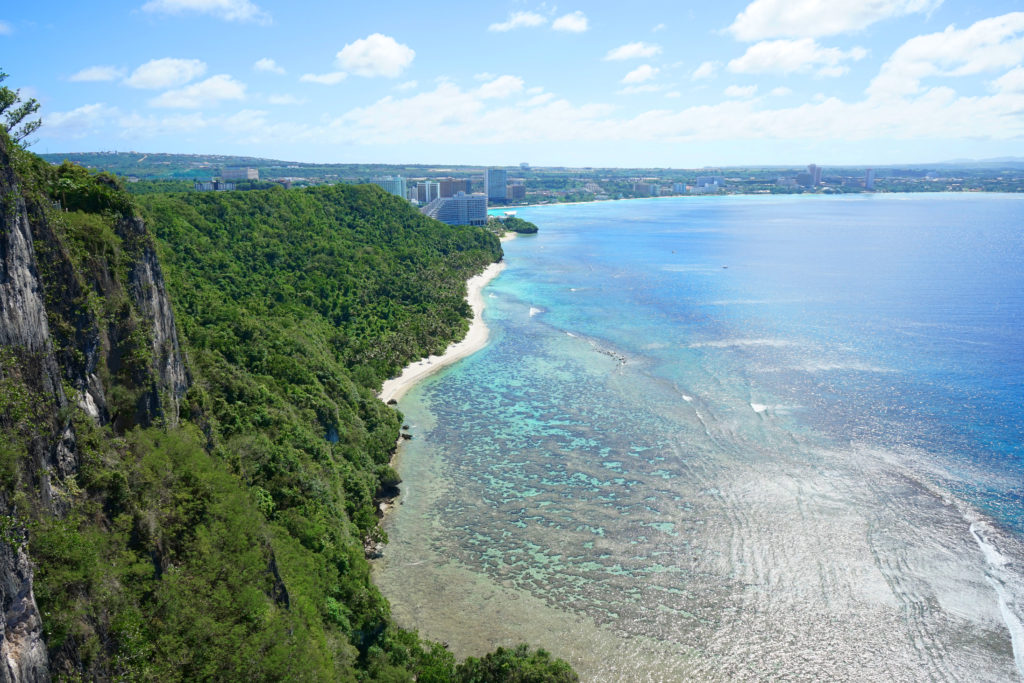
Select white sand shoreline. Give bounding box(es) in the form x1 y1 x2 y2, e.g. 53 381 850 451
378 233 515 404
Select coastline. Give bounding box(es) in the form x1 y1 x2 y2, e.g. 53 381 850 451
378 232 516 404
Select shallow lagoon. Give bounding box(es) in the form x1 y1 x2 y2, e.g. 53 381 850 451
375 194 1024 680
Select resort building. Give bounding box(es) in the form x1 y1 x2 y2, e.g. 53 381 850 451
507 182 526 201
695 176 723 189
417 181 441 204
222 167 259 181
439 177 471 197
374 175 408 198
486 169 508 201
808 164 822 186
421 191 488 226
194 179 235 191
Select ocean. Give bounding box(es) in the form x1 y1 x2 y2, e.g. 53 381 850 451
374 193 1024 681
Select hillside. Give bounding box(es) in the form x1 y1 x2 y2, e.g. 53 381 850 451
0 131 574 681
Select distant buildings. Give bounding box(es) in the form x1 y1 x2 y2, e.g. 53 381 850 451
632 182 659 197
439 177 471 198
780 164 828 189
194 180 235 191
507 181 526 201
374 175 407 197
486 169 508 201
808 164 822 186
520 162 530 170
417 181 441 204
865 168 875 190
222 167 259 181
421 191 488 226
672 182 686 194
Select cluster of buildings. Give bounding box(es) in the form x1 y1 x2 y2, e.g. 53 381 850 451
776 164 875 190
373 168 527 226
631 176 725 197
194 166 258 192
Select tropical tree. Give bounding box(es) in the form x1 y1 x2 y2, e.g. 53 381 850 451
0 69 41 145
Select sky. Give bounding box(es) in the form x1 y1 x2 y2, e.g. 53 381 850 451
3 0 1024 167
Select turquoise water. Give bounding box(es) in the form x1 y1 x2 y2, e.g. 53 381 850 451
376 194 1024 680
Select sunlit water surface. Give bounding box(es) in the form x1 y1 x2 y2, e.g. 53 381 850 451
374 194 1024 681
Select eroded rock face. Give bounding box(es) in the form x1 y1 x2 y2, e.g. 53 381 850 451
0 138 59 681
0 538 49 683
125 219 188 426
0 155 61 404
0 134 191 679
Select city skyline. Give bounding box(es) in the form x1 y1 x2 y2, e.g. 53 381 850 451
4 1 1024 166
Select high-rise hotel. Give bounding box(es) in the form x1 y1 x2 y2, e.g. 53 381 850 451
486 168 508 202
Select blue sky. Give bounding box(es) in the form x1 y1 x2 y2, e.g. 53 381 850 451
4 0 1024 166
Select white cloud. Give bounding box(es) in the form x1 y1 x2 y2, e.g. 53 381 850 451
729 0 942 40
254 58 285 74
653 23 666 33
69 66 125 82
0 21 12 35
622 64 659 84
869 12 1024 98
141 0 270 24
524 92 556 106
665 91 681 98
336 33 415 78
489 11 547 32
268 93 304 105
769 86 793 96
113 77 1024 152
474 72 496 81
324 81 615 145
44 103 116 138
477 75 525 99
395 80 418 91
724 84 758 98
692 61 719 80
318 83 1024 148
149 74 246 108
605 42 662 60
992 66 1024 94
300 71 347 85
553 11 588 33
125 58 206 89
728 39 867 76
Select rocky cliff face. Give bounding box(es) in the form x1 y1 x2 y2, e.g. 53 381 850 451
124 216 188 426
0 137 59 683
0 133 190 680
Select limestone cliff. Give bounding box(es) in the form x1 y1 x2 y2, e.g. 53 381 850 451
0 132 190 680
124 216 188 425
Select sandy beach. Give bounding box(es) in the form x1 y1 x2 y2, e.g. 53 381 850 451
378 234 515 403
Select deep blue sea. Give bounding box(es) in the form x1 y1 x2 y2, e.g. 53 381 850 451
376 194 1024 681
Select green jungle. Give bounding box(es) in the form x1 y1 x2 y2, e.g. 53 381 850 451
0 120 573 681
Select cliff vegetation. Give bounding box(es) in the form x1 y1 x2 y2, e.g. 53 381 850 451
0 117 575 681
